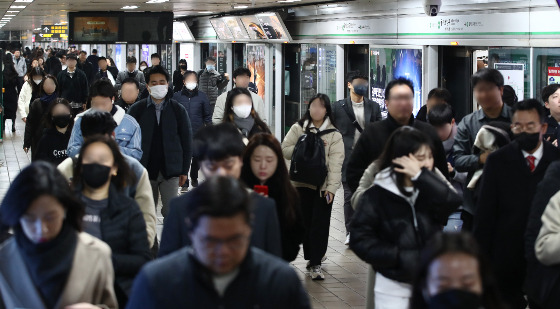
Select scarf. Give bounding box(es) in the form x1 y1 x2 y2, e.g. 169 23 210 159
234 114 255 138
16 223 78 308
40 92 58 104
181 87 198 98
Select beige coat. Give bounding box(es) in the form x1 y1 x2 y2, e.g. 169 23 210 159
0 232 117 309
536 190 560 266
57 157 156 247
212 90 266 124
281 119 344 195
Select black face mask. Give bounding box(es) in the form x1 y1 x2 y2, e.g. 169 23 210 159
52 114 71 128
428 289 482 309
81 163 111 189
180 64 187 71
353 84 368 97
515 132 541 152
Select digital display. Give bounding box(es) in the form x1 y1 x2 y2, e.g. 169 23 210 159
223 17 249 40
121 13 173 44
210 18 233 40
240 16 268 40
255 13 291 41
173 21 195 42
72 16 119 42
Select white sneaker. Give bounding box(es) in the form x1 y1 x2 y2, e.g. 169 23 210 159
311 265 325 280
345 234 350 245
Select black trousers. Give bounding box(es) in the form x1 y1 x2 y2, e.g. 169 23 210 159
190 159 200 181
342 182 354 233
297 187 333 266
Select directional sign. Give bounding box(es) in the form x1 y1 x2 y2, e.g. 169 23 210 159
39 24 68 40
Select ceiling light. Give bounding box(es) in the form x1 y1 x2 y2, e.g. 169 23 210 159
5 15 16 17
14 0 33 2
122 5 138 9
198 11 213 13
277 0 301 2
6 10 19 13
233 5 248 8
146 0 168 3
2 18 12 20
10 5 26 8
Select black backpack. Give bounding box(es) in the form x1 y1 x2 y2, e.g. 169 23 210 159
289 128 337 187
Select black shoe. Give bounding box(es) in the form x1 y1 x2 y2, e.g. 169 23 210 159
11 127 15 133
191 179 198 187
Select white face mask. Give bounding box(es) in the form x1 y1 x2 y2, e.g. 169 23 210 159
33 79 42 85
233 105 252 119
185 82 197 90
140 66 147 70
149 85 168 100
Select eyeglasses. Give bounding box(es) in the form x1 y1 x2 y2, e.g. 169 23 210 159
511 123 540 134
200 234 249 251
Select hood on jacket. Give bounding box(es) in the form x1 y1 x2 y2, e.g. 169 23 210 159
373 167 419 206
76 104 125 126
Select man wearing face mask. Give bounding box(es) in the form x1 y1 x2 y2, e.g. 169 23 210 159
473 99 560 309
128 65 193 219
331 71 382 245
67 78 143 161
198 56 229 113
116 56 146 94
172 70 211 190
172 59 188 93
213 67 266 125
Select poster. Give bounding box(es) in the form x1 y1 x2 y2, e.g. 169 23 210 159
495 63 525 100
256 13 290 40
246 44 265 100
241 16 267 40
549 67 560 85
370 48 423 117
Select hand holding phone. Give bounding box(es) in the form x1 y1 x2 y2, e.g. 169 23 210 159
325 191 334 204
254 185 269 197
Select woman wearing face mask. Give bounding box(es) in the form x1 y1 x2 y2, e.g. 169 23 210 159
241 133 305 262
349 127 461 308
73 135 150 307
139 61 148 74
24 75 59 161
172 59 188 93
172 70 212 189
18 67 46 123
410 232 507 309
0 162 118 309
34 98 73 165
223 87 270 143
281 93 344 280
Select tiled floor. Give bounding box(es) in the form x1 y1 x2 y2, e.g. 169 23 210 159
1 116 369 308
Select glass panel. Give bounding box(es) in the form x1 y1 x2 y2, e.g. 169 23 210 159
488 47 530 100
127 44 138 66
107 44 126 71
283 44 301 137
317 44 337 103
533 48 560 103
369 47 423 117
300 43 317 117
179 43 195 71
217 43 228 74
233 43 245 70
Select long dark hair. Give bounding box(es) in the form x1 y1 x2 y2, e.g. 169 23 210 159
241 133 299 225
3 54 18 83
223 87 270 133
73 135 136 191
376 126 434 197
43 98 74 130
0 161 84 231
40 74 59 96
26 66 46 94
297 93 336 130
410 232 507 309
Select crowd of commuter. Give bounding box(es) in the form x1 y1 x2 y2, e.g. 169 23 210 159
2 44 560 309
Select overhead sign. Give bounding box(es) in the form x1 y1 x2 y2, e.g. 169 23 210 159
40 24 68 39
548 67 560 85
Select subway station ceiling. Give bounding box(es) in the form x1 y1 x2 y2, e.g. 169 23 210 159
0 0 342 31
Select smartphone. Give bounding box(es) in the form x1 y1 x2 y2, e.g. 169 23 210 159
254 185 269 196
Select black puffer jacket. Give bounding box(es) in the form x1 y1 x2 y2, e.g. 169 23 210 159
349 168 461 283
78 185 151 304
